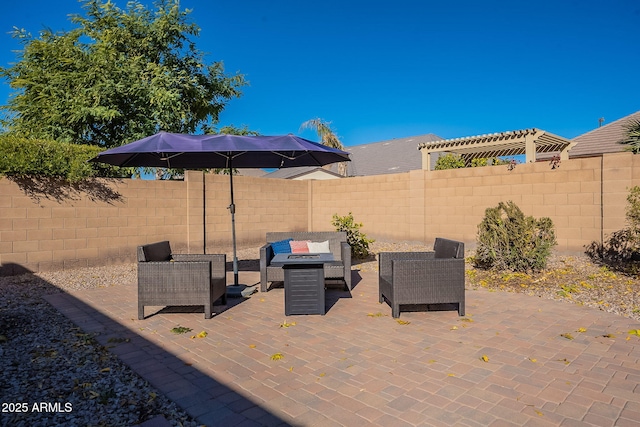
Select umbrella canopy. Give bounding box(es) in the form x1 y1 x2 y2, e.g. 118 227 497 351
90 132 350 169
90 132 351 291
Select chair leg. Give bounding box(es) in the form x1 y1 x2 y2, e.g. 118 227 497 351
221 292 227 305
392 303 400 318
458 301 465 317
204 303 212 319
138 304 144 320
345 271 352 291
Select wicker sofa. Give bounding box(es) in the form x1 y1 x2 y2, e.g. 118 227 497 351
260 231 352 292
137 241 226 319
378 238 465 318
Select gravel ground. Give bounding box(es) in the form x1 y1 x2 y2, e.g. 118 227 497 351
1 241 639 426
0 264 199 427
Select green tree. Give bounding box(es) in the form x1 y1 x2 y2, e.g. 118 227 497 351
619 118 640 154
300 118 348 176
0 0 246 148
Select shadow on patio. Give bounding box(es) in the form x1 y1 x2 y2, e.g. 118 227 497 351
21 268 640 425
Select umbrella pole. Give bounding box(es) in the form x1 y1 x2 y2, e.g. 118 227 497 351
226 160 257 298
228 161 239 287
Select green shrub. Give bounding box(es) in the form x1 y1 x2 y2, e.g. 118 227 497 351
0 134 107 182
434 153 465 170
473 201 557 272
436 154 513 170
331 212 374 259
586 186 640 264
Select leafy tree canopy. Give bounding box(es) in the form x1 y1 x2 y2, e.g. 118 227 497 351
0 0 247 148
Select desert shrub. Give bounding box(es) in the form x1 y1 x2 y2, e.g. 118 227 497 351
473 201 557 272
331 212 374 259
586 186 640 265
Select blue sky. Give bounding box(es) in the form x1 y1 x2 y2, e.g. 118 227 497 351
1 0 639 146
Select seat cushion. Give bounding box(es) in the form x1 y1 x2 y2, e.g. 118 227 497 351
271 239 293 255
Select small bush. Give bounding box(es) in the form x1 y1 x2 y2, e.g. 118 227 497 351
586 186 640 266
473 201 557 272
331 212 374 259
434 153 465 170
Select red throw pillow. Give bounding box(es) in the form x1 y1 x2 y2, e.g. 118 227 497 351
289 240 310 253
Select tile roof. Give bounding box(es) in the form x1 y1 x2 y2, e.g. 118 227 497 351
261 167 342 180
336 133 442 176
569 110 640 158
235 168 267 177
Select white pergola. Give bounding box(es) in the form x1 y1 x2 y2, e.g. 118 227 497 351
418 128 576 170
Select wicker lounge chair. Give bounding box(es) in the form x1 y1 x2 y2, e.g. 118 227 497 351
137 241 226 319
378 238 465 318
260 232 351 292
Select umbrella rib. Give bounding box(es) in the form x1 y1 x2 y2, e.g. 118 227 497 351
159 153 185 161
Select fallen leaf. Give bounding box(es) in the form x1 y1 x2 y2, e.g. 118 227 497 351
270 353 284 360
480 355 489 362
249 344 256 348
190 331 208 339
628 329 640 337
396 319 410 325
560 333 574 340
450 326 458 330
577 327 587 333
280 321 297 328
100 368 111 373
529 358 537 363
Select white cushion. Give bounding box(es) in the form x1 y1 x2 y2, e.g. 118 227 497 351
307 240 331 253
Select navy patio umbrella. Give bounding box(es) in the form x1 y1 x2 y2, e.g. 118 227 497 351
90 132 351 291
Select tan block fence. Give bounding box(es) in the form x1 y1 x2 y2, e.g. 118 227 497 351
1 152 639 275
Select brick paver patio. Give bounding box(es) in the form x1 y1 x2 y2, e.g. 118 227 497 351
45 270 640 426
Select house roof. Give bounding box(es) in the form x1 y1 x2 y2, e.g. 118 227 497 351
336 133 442 176
236 168 267 177
262 167 343 180
418 128 575 165
568 110 640 158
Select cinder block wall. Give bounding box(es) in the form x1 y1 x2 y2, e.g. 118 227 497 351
311 153 638 253
310 173 411 240
0 177 190 275
2 152 639 274
197 172 309 252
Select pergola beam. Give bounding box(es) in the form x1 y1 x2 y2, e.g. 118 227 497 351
419 128 575 170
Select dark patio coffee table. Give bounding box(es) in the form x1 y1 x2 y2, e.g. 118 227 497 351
270 253 334 315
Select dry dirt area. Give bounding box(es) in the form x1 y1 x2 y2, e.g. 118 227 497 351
353 240 640 322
